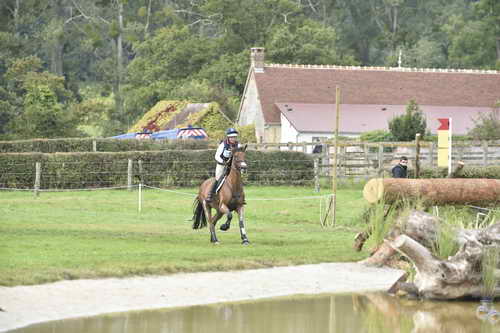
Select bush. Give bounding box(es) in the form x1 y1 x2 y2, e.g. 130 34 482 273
389 99 427 141
0 138 213 153
0 150 314 189
468 107 500 141
359 130 394 142
417 166 500 179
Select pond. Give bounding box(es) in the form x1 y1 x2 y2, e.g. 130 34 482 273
7 292 500 333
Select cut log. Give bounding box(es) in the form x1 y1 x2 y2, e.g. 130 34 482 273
358 241 397 267
363 178 500 205
359 210 439 267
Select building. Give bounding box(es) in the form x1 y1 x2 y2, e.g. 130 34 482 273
237 48 500 144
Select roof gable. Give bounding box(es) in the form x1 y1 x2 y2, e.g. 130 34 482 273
254 65 500 124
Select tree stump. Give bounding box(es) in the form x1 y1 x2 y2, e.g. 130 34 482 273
387 214 500 299
358 209 500 299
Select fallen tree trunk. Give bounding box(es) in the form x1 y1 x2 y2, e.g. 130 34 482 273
388 221 500 299
363 178 500 205
359 210 439 267
358 210 500 299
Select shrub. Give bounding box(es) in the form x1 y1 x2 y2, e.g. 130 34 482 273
359 130 394 142
389 99 427 141
468 107 500 141
418 166 500 179
0 138 213 153
0 150 314 189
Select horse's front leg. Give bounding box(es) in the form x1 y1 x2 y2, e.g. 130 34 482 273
218 204 232 231
236 205 249 245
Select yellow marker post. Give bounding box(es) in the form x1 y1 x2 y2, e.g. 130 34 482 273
437 118 452 175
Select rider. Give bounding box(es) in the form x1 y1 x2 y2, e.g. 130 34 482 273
206 128 240 202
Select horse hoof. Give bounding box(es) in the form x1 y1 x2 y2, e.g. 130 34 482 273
220 224 229 231
212 241 220 245
242 240 250 245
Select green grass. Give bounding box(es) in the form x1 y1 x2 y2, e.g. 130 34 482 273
0 186 370 286
481 246 499 299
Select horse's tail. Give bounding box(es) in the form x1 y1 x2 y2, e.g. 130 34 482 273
192 197 207 229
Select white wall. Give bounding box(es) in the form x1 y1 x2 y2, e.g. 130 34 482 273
280 114 299 143
238 73 266 141
280 113 360 152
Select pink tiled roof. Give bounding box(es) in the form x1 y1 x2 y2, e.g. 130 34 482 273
276 103 491 135
254 65 500 124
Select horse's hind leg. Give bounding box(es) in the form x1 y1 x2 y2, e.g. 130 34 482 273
236 205 249 245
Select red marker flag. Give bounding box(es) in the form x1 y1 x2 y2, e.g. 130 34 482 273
438 118 450 130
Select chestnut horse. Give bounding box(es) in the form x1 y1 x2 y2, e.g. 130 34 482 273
192 145 250 244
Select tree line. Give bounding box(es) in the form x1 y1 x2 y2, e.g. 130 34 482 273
0 0 498 140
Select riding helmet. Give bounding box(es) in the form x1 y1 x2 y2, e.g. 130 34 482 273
226 128 239 137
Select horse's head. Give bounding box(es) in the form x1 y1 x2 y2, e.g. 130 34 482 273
231 144 248 172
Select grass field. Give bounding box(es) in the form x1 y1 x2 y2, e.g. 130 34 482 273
0 185 372 286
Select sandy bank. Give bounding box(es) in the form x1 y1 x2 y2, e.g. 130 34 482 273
0 263 404 332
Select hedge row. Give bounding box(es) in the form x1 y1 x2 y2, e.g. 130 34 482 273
415 166 500 179
0 150 314 189
0 138 214 153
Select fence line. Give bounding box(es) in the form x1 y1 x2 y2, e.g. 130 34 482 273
2 141 500 191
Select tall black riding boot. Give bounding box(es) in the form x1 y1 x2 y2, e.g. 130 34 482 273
206 179 218 202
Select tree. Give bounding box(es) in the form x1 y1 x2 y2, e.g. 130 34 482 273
3 56 78 139
468 105 500 140
265 20 343 65
474 0 500 64
388 99 427 141
124 25 216 122
11 83 79 138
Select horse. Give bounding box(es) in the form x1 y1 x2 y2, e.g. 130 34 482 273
192 145 249 245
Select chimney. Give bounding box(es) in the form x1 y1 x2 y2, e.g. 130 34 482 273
251 47 265 73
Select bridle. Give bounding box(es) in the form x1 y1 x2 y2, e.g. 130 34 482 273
231 152 248 172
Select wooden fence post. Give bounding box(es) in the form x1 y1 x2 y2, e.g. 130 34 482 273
415 133 421 178
138 159 144 184
458 144 464 163
127 159 133 191
314 158 320 192
429 142 435 167
92 140 97 152
378 143 383 175
483 141 489 166
323 143 329 176
34 162 41 197
363 143 369 180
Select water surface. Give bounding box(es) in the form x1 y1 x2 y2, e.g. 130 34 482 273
9 292 499 333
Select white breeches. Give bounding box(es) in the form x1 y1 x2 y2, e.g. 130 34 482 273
215 164 225 180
